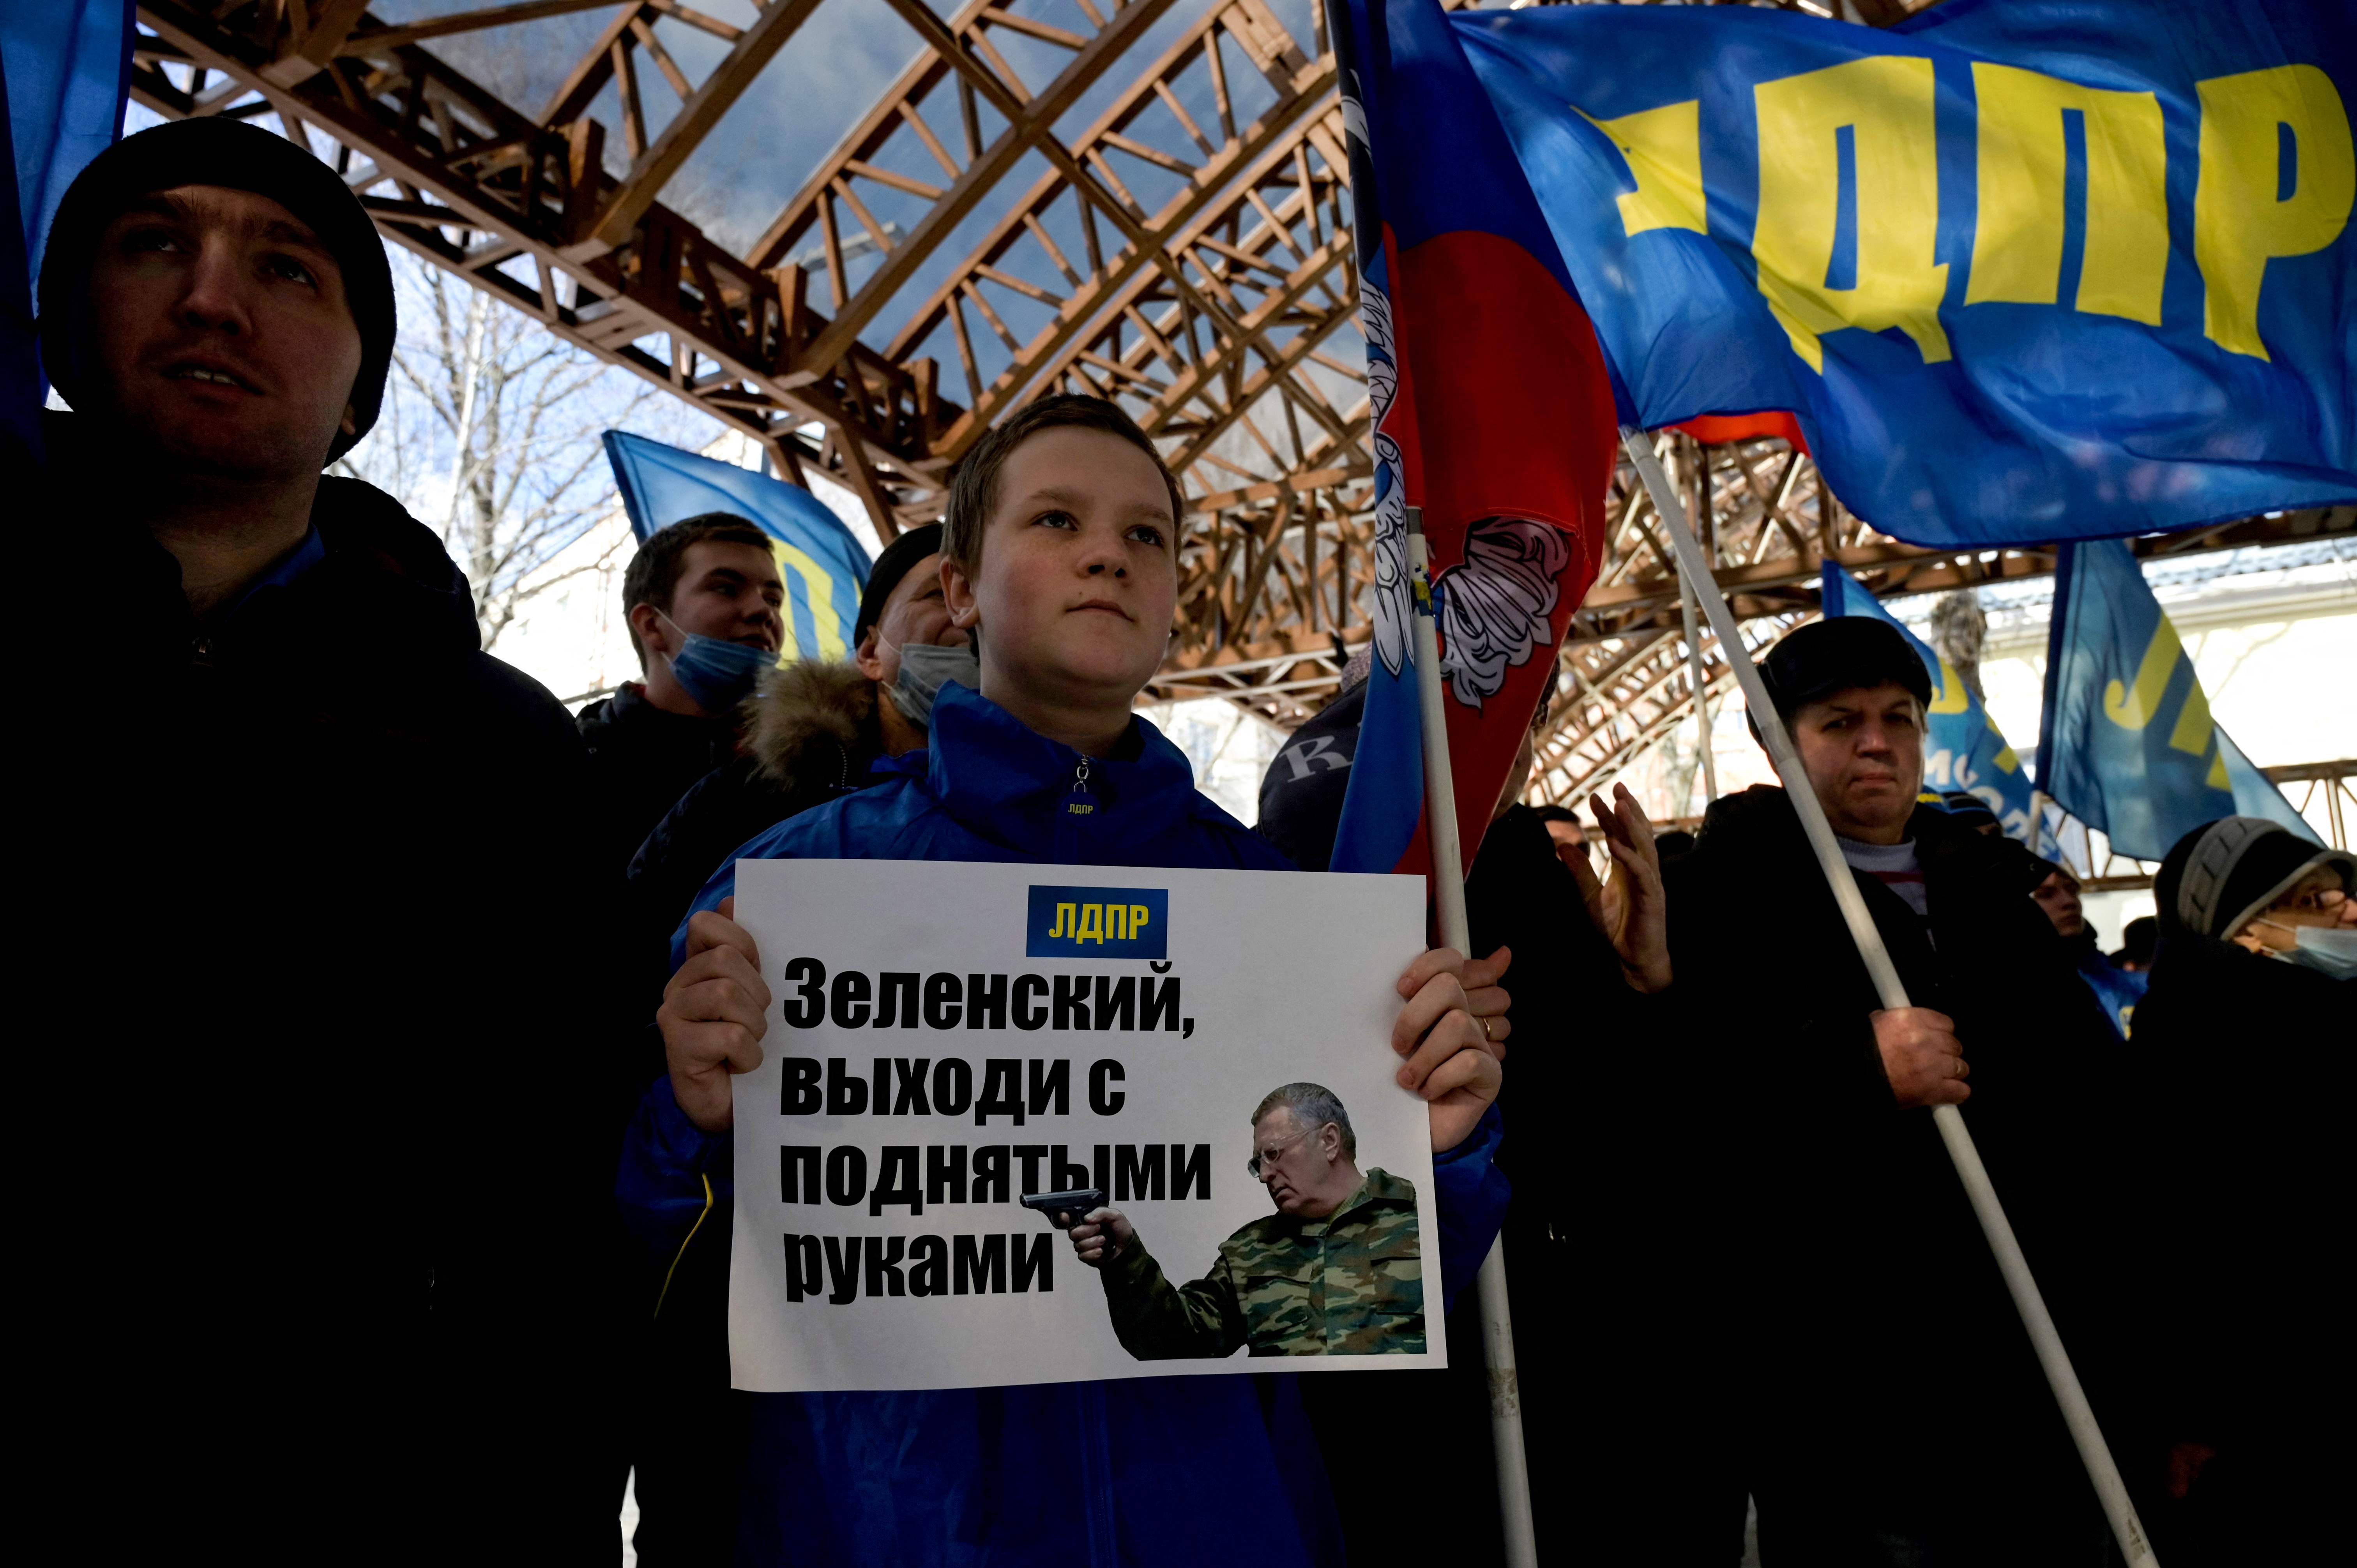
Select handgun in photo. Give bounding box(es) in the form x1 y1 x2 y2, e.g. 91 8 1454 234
1019 1188 1106 1229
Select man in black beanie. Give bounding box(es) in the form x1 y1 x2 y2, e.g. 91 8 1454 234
1658 614 2145 1564
19 118 622 1560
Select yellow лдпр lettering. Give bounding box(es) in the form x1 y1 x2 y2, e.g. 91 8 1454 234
2195 64 2355 360
1966 63 2169 323
1076 904 1104 944
1929 655 1971 716
1754 55 1950 372
1986 712 2021 775
2103 617 2184 732
772 541 849 660
1578 99 1707 237
1048 902 1077 939
2099 612 2232 785
1129 904 1150 939
2166 665 2215 759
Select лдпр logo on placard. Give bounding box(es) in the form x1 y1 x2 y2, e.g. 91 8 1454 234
1027 886 1168 959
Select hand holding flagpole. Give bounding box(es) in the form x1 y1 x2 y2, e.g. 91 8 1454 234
1619 430 2159 1568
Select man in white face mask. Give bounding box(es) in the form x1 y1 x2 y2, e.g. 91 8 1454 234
849 521 979 754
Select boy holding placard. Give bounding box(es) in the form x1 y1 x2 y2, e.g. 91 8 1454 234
623 396 1506 1565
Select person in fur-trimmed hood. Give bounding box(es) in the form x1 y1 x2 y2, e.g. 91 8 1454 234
620 521 976 980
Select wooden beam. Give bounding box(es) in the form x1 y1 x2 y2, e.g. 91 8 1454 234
582 0 827 253
782 0 1180 382
828 421 901 541
339 0 626 56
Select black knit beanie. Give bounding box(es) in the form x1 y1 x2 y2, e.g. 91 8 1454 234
854 522 947 643
2157 816 2355 941
36 117 396 463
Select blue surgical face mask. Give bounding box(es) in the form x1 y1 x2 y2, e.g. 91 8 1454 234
2278 924 2357 980
882 637 980 727
658 610 774 713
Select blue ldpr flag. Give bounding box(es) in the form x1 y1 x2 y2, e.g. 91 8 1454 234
2075 945 2148 1041
2037 539 2315 862
603 431 871 662
1431 0 2356 546
1 1 133 453
1820 563 2037 842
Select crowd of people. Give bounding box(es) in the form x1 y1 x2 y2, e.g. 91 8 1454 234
19 116 2348 1567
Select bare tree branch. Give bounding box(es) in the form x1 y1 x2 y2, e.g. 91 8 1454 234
343 249 723 654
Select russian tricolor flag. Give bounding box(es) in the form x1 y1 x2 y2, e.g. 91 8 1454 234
1327 0 1615 880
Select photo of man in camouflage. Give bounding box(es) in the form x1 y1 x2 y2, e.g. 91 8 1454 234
1066 1083 1426 1358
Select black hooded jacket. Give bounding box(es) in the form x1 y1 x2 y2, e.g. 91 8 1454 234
1664 786 2141 1532
577 679 744 874
23 413 627 1561
2133 913 2350 1427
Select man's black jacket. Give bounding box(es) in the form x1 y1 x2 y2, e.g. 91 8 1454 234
24 413 628 1561
614 660 891 1568
623 659 889 977
578 679 742 875
1665 786 2141 1529
1469 804 1735 1556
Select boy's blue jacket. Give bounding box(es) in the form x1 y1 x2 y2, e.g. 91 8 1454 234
620 682 1510 1567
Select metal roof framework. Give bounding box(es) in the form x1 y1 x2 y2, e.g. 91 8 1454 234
129 0 2350 806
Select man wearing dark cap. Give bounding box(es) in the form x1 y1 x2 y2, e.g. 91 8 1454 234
1662 616 2140 1565
21 118 620 1558
1941 789 2004 835
2111 914 2158 971
2032 858 2148 1039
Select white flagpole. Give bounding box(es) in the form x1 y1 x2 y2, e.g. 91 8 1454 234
1407 507 1539 1568
1681 574 1719 807
1670 441 1721 808
1620 430 2159 1568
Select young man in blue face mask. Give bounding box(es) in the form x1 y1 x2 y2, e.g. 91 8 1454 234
580 512 785 871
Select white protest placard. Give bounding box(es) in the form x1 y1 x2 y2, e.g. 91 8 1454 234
727 859 1441 1393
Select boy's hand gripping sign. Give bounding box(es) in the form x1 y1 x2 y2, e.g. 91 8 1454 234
728 860 1444 1393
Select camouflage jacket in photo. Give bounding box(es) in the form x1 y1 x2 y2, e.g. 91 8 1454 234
1098 1169 1425 1357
